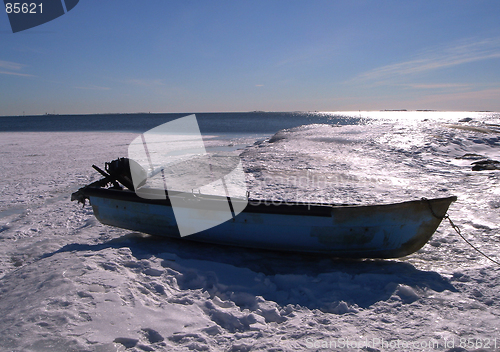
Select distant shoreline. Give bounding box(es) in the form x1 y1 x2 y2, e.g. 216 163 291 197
0 109 497 118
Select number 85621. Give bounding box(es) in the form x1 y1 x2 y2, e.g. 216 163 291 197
5 3 43 14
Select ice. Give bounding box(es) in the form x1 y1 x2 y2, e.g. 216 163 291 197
1 112 500 351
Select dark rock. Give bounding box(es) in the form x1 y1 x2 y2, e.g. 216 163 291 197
113 337 138 348
456 153 486 160
268 131 288 143
471 159 500 171
142 328 164 343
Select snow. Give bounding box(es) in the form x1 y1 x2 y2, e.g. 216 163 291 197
1 112 500 351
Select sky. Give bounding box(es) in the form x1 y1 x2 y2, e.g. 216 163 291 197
1 0 500 116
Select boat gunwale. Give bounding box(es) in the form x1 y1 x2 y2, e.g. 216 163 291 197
81 186 457 218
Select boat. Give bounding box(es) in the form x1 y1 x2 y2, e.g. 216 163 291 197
71 158 457 259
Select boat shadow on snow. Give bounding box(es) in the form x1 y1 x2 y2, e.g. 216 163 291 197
43 232 457 311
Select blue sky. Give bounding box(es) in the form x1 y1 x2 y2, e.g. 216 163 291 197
1 0 500 115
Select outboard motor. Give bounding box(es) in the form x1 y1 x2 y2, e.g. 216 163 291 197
105 157 147 191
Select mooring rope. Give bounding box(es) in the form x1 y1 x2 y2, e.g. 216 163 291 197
424 198 500 267
443 214 500 267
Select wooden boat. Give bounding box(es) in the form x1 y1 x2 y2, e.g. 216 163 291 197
71 159 456 259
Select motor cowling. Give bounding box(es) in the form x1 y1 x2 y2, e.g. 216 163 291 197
105 157 147 191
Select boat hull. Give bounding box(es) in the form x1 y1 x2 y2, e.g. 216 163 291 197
84 188 456 258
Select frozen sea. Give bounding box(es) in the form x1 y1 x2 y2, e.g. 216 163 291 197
0 111 499 351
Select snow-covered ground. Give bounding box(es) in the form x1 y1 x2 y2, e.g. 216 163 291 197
1 113 500 351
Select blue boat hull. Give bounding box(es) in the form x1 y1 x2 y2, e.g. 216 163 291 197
85 188 456 258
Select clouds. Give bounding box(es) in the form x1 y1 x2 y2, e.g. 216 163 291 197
405 83 470 90
338 37 500 110
412 87 500 111
74 85 110 90
350 37 500 86
0 60 34 77
0 60 24 71
126 79 165 87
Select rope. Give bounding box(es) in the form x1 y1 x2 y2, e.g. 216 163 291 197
424 198 500 267
443 214 500 267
